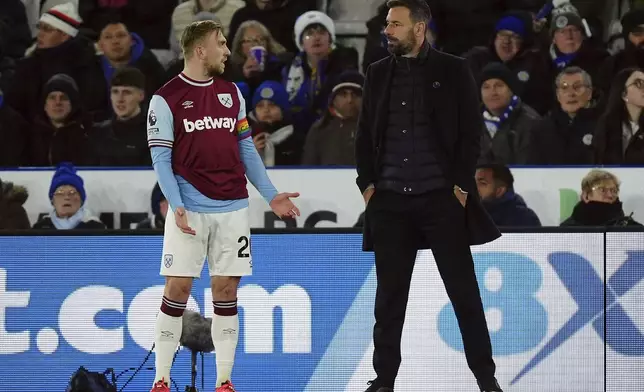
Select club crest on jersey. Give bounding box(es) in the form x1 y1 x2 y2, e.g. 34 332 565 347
218 93 233 108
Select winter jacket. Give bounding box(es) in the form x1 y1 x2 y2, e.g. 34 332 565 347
0 0 32 60
91 110 150 166
480 101 541 165
594 114 644 165
0 102 29 167
0 181 30 230
29 117 97 167
527 105 600 165
6 36 109 122
561 200 642 227
302 112 357 165
482 191 541 227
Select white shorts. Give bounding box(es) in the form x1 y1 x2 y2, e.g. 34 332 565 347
160 208 252 278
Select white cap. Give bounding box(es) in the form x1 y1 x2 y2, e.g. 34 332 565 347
293 11 335 52
39 2 82 37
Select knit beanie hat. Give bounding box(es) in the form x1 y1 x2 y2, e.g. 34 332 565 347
621 9 644 37
252 81 290 113
549 4 586 36
49 162 86 204
329 71 364 101
495 15 527 38
479 62 520 94
42 73 81 114
39 2 82 37
150 183 166 216
294 11 335 52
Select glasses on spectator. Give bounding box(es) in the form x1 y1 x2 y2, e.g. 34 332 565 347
303 26 328 40
54 190 79 198
591 185 619 196
556 82 588 93
626 79 644 90
496 32 522 43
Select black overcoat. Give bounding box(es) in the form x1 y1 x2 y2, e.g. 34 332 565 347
355 45 501 251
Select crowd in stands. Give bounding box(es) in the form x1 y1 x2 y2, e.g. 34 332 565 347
0 0 642 230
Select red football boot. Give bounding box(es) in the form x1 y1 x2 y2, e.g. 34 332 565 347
215 380 236 391
150 379 170 392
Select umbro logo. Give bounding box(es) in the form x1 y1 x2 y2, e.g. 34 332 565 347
182 100 194 109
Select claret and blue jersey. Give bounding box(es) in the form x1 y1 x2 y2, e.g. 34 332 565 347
147 73 277 213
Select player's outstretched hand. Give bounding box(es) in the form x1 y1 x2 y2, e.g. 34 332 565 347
175 207 196 235
269 192 301 219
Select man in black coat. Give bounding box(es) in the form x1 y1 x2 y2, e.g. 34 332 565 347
355 1 502 391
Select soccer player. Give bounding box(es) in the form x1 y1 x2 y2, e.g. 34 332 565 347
147 20 300 392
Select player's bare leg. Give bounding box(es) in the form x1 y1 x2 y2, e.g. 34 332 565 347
152 276 194 389
211 275 241 390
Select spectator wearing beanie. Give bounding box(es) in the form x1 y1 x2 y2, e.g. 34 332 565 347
136 182 168 230
249 80 300 166
283 10 359 137
32 162 105 230
464 12 552 115
92 67 150 166
227 20 290 96
0 90 29 166
0 178 31 230
228 0 317 54
302 71 363 166
479 62 541 165
598 10 644 94
29 73 97 167
96 15 166 104
544 3 608 98
5 2 108 122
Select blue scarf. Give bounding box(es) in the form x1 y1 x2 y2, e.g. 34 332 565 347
50 207 85 230
550 44 578 69
483 95 519 138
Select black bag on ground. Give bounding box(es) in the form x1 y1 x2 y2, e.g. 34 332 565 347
66 366 117 392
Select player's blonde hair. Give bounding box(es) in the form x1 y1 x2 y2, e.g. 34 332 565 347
181 20 224 59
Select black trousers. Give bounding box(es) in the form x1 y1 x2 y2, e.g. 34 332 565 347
367 188 496 388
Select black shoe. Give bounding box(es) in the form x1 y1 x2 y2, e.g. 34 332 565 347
478 377 503 392
365 379 394 392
